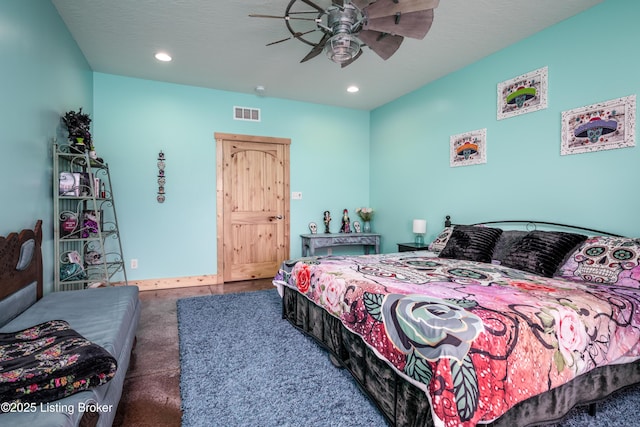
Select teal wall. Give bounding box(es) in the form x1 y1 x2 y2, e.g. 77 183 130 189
0 0 93 293
93 74 369 280
370 0 640 252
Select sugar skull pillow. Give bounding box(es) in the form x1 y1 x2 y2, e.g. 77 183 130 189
428 227 453 253
556 236 640 288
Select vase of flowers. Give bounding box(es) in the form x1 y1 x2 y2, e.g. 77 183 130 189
356 207 374 232
62 108 93 153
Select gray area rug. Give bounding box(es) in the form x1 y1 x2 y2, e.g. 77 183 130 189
177 289 640 427
177 289 385 427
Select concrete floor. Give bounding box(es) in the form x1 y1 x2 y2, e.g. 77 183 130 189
112 279 275 426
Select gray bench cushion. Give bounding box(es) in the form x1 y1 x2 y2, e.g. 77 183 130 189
0 286 139 360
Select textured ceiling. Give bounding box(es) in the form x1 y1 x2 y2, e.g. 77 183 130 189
51 0 602 110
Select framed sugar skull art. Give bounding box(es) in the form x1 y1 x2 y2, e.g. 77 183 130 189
450 128 487 167
497 66 548 120
561 95 636 156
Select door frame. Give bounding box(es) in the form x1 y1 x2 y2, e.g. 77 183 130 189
215 132 291 283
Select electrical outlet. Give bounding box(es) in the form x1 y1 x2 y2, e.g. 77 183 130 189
130 259 138 269
292 191 302 200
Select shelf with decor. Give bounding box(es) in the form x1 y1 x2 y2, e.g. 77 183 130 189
53 141 128 291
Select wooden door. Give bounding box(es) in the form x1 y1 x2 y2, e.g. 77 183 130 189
216 133 290 282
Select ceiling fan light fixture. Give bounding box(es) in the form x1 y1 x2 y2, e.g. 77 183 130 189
324 33 361 64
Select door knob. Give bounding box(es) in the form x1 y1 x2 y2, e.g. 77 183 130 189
269 215 284 221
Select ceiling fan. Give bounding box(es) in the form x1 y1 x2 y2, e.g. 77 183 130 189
250 0 440 67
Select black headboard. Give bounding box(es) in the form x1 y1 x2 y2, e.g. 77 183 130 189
444 215 624 237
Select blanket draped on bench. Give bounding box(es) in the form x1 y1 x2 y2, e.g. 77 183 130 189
0 320 117 408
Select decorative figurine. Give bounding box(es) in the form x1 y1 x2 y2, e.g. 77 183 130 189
353 221 361 233
308 222 318 234
340 209 351 233
323 210 331 234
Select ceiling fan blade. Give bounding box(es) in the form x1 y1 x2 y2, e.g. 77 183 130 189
301 34 330 63
249 14 318 21
266 29 318 46
340 50 363 68
358 30 403 60
363 0 439 20
364 9 434 39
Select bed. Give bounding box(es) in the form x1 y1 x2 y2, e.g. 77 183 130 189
273 216 640 427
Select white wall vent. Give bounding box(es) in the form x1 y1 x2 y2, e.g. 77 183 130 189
233 106 261 122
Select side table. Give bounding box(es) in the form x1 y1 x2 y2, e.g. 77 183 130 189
397 242 431 252
301 233 381 256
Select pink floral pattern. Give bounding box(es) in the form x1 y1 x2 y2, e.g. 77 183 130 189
278 253 640 427
318 274 348 316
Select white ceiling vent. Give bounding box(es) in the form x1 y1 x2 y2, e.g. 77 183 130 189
233 106 260 122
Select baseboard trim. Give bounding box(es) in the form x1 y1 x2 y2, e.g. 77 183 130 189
114 274 220 291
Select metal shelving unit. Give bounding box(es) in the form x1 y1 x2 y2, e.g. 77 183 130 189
53 141 128 291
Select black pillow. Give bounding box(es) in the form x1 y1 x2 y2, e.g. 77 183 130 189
439 225 503 263
501 230 587 277
492 230 528 262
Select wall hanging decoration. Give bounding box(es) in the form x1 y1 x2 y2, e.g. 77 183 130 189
157 151 166 203
561 95 636 155
450 128 487 167
497 66 548 120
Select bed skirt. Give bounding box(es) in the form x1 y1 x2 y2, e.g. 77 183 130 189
281 285 640 427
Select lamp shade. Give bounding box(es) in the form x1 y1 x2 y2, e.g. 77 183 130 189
412 219 427 234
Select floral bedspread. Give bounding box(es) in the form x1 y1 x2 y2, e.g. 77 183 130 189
0 320 117 408
274 252 640 427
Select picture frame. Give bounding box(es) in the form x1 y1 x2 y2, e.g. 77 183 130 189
497 66 548 120
561 95 636 155
450 128 487 167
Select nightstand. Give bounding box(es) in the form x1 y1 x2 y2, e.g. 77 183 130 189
397 242 430 252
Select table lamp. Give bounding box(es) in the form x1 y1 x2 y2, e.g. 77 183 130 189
413 219 427 245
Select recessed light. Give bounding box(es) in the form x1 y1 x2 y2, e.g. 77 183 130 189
347 85 359 93
155 52 172 62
